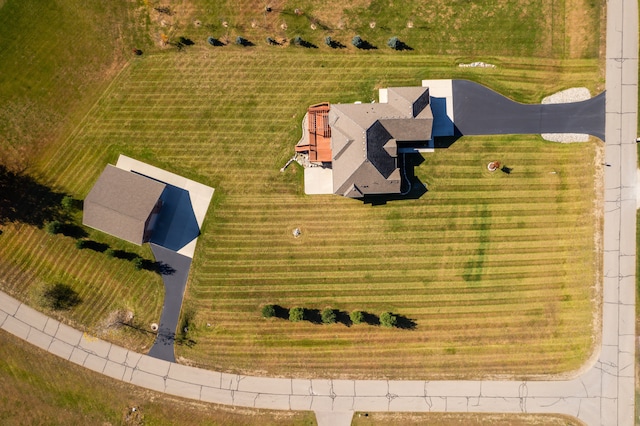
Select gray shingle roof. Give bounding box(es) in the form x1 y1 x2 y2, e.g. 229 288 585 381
83 165 166 244
330 86 433 198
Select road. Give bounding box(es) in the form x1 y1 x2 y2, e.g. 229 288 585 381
0 0 636 424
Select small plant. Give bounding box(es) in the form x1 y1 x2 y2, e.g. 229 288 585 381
387 36 399 50
75 239 87 249
61 196 75 211
262 304 276 318
321 308 336 324
132 257 144 270
45 220 62 235
380 311 397 328
350 310 364 324
289 306 304 322
352 35 363 48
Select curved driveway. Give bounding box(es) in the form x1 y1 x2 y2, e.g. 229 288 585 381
0 0 636 424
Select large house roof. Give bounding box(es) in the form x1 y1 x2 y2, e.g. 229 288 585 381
329 86 433 197
83 165 166 244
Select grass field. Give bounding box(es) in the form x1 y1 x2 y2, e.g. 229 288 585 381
20 48 602 380
0 0 604 385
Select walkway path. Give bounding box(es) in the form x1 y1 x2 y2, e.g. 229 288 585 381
0 0 636 424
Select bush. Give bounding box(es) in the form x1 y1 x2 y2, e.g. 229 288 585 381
262 304 276 318
325 36 332 46
293 36 303 46
350 310 364 324
132 257 144 270
75 239 87 249
321 308 336 324
380 311 397 328
387 36 399 50
61 195 75 211
45 220 62 235
352 35 363 48
105 248 115 258
207 36 216 46
236 36 246 46
289 307 304 322
266 37 277 45
41 283 81 310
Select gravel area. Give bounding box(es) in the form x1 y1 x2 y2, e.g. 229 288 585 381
541 87 591 142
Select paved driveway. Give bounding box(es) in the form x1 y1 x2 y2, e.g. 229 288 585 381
452 80 606 141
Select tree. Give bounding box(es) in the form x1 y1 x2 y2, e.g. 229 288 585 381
293 36 303 46
207 36 216 46
380 311 397 328
352 35 363 48
45 220 62 235
41 283 81 310
262 304 276 318
350 310 364 324
321 308 336 324
387 36 399 50
289 307 304 322
236 36 246 46
324 36 332 47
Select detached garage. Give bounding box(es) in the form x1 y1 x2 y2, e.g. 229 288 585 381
83 164 166 245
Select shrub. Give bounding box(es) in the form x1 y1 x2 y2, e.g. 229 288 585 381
321 308 336 324
293 36 303 46
262 304 276 318
289 307 304 322
350 310 364 324
105 248 115 258
325 36 332 46
236 36 246 46
266 37 277 45
207 36 216 46
61 196 75 211
75 239 87 249
132 257 144 270
352 35 363 48
380 311 397 328
45 220 62 235
387 36 399 50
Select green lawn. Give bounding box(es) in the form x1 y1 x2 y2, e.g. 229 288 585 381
22 48 601 379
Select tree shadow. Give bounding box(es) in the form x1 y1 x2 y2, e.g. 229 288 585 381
303 308 322 324
59 223 88 239
362 311 380 326
328 40 346 49
236 37 255 47
393 41 413 51
335 310 352 327
299 40 318 48
207 37 225 46
0 165 67 227
77 240 109 253
395 314 417 330
357 41 377 50
112 249 139 261
273 304 290 319
501 165 513 174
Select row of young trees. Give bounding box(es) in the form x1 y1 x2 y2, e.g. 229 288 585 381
261 304 397 327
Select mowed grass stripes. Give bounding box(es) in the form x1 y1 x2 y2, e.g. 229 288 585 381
31 49 601 379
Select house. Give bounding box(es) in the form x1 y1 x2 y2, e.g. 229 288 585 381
83 164 166 245
297 86 434 198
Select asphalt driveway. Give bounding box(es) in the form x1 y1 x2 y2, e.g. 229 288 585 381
452 80 606 141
